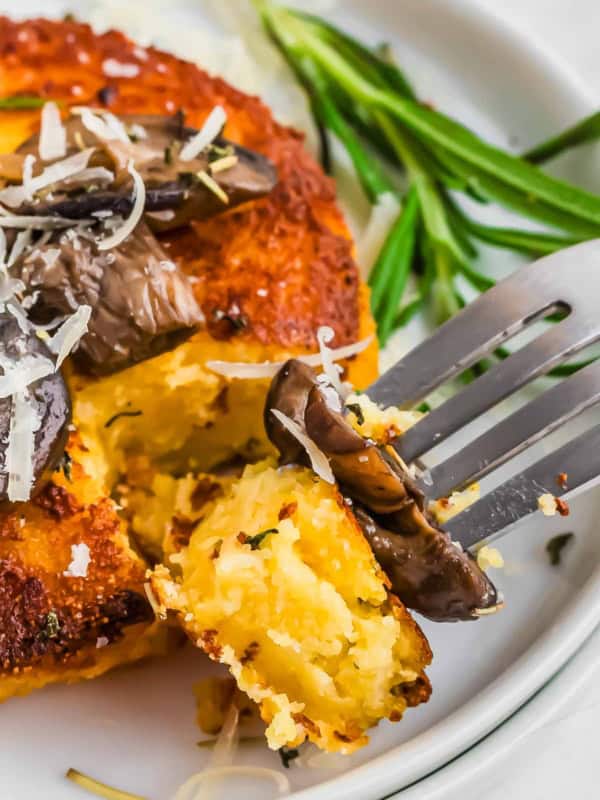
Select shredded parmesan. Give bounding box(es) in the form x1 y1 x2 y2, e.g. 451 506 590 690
270 408 335 484
47 305 92 368
173 767 289 800
39 101 67 161
0 148 95 208
63 166 115 186
98 161 145 250
7 228 32 267
538 493 558 516
476 545 504 571
206 335 372 379
180 106 227 161
5 391 40 502
316 325 345 396
102 58 140 78
0 354 54 399
0 214 90 229
73 107 129 144
22 155 36 201
63 542 91 578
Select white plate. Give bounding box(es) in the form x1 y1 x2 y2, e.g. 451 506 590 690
1 1 600 799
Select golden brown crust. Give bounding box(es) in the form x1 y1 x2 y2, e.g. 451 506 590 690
0 434 152 675
0 15 363 351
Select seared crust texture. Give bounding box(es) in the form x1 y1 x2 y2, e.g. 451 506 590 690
0 433 167 698
0 15 371 353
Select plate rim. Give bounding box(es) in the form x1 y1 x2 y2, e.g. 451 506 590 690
288 0 600 797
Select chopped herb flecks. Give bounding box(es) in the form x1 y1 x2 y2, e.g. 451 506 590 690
244 528 279 550
546 532 574 566
346 403 365 426
278 746 300 769
104 410 143 429
55 450 73 482
42 610 60 639
0 95 46 109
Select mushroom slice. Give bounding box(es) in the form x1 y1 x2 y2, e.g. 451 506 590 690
14 222 204 376
15 113 277 231
0 314 71 502
264 359 499 622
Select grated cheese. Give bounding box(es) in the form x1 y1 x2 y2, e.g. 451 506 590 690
102 58 140 78
47 305 92 369
63 542 91 578
0 148 95 208
63 166 115 186
538 493 557 516
173 767 289 800
0 214 91 229
39 101 67 161
5 391 40 502
316 325 345 396
7 229 32 267
206 336 372 379
98 161 145 250
180 106 227 161
270 408 335 484
22 154 36 201
476 545 504 572
0 354 54 399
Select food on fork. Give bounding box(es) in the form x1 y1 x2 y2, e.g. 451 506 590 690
151 456 432 753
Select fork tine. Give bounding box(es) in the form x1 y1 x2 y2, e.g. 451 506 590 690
368 283 556 408
424 359 600 499
368 239 600 409
395 318 594 463
446 423 600 549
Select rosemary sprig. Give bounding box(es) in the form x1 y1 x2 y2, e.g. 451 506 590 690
256 2 600 365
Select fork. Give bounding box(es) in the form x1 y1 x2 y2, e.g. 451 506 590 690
366 239 600 549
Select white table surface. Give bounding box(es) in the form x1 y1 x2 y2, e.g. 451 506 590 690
400 3 600 799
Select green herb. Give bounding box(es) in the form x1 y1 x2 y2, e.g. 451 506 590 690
55 450 73 482
246 527 279 550
104 410 143 429
278 746 300 768
164 145 173 165
0 95 47 110
256 2 600 373
524 111 600 165
41 610 60 639
546 532 574 566
65 769 146 800
345 402 364 426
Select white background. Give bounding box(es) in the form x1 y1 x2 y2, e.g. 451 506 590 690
437 6 600 799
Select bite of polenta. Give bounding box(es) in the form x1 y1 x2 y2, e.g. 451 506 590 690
150 459 432 753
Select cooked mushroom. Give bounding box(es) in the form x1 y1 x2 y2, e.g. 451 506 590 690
0 313 71 502
14 222 204 375
265 359 499 622
14 112 277 230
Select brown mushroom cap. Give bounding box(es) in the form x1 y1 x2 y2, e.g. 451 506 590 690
0 314 71 502
15 113 278 231
14 222 204 376
264 359 499 622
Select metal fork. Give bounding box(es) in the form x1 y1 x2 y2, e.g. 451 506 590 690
366 239 600 549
